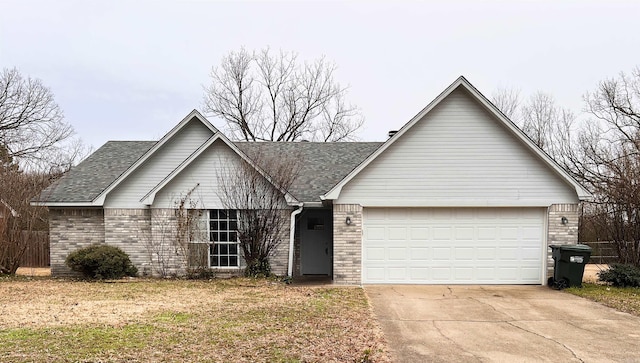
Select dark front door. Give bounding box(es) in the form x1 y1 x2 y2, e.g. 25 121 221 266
300 209 333 275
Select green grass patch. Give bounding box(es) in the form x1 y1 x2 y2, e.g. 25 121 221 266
0 324 155 362
0 278 388 362
153 311 194 323
567 283 640 317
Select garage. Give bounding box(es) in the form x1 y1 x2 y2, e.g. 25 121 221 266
363 207 545 284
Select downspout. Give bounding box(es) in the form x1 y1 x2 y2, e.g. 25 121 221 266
288 203 304 277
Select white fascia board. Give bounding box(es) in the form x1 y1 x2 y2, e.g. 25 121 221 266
30 201 100 207
140 132 300 206
93 110 218 205
140 134 221 205
354 200 575 208
460 79 593 201
322 77 468 200
322 76 593 202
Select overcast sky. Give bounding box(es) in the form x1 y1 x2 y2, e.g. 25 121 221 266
1 0 639 148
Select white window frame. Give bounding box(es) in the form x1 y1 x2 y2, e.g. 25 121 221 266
207 209 241 269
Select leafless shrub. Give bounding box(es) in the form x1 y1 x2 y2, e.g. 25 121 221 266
217 149 301 276
141 186 210 277
0 166 51 274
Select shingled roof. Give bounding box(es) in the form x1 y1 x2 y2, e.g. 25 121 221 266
35 140 382 204
236 142 382 202
35 141 156 203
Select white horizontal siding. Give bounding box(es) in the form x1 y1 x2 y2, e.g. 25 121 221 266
152 140 287 209
104 119 214 208
336 88 578 207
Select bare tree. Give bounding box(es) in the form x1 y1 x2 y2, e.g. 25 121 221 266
491 87 521 122
0 68 78 167
203 48 363 142
562 67 640 266
492 88 575 162
217 149 301 276
0 162 51 274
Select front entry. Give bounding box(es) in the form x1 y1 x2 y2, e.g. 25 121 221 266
300 209 333 275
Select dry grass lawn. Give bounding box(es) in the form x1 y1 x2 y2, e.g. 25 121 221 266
0 276 390 362
567 283 640 317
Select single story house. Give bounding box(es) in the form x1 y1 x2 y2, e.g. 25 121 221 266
33 76 591 284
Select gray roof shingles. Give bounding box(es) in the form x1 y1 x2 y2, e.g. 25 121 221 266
35 141 156 203
236 142 382 202
37 140 382 204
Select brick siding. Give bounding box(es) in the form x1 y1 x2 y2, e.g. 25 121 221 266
49 208 105 276
546 203 580 278
332 204 362 285
104 208 151 275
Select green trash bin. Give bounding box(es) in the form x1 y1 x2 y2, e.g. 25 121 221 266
548 244 592 289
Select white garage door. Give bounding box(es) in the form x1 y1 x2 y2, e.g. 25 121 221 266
363 208 545 284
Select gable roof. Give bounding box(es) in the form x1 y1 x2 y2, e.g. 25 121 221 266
236 142 382 203
91 110 218 205
34 141 156 204
34 140 382 206
322 76 593 201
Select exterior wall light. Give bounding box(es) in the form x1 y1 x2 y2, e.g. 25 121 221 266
561 216 568 225
345 216 352 225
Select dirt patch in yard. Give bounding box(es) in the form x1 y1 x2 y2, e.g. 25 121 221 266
0 278 390 362
14 267 51 277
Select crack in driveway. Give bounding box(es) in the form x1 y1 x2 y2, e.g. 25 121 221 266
366 285 640 362
432 320 482 362
506 321 585 363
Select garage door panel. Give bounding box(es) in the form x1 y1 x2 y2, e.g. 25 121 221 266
388 227 407 240
366 267 385 280
433 227 452 239
388 247 407 260
432 247 452 260
476 247 497 260
387 268 407 280
365 226 386 240
454 247 474 260
409 268 429 280
478 227 497 239
363 207 545 284
410 247 430 260
455 227 475 240
410 227 429 239
365 247 385 261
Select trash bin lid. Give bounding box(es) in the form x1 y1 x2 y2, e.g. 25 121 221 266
557 244 592 252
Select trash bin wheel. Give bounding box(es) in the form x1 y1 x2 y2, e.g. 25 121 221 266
555 278 569 290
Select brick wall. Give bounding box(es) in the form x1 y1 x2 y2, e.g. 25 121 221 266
49 208 105 276
104 208 151 275
332 204 362 285
546 203 580 278
269 224 290 276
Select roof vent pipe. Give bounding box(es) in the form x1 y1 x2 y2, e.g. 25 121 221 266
388 130 398 138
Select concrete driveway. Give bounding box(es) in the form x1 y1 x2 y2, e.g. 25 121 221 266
366 285 640 362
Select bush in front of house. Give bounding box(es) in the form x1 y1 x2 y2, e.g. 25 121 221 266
598 263 640 287
245 257 272 278
65 244 138 280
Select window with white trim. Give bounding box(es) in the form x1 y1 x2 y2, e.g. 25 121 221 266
208 209 239 268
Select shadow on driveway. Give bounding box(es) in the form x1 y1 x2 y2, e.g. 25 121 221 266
366 285 640 363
